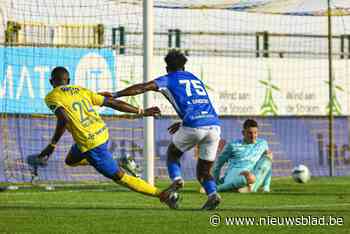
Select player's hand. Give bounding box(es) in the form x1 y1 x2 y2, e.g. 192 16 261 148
38 144 55 159
168 122 181 135
264 150 273 160
143 106 161 117
98 91 113 97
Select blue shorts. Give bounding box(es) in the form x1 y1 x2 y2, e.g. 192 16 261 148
70 141 120 179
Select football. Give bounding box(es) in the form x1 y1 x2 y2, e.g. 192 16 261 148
292 164 311 183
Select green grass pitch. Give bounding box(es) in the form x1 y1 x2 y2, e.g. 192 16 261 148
0 177 349 234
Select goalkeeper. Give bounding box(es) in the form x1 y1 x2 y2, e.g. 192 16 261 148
27 66 177 208
212 119 272 193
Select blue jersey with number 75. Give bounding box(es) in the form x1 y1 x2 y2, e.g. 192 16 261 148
154 71 221 127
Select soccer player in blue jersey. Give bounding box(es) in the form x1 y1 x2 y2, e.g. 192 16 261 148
212 119 272 193
27 66 176 208
104 50 222 209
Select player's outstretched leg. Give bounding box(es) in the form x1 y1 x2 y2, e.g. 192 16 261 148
78 142 179 209
197 159 221 210
115 172 180 209
115 172 160 197
82 143 165 199
216 168 255 193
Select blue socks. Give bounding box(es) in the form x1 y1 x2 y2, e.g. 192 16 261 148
201 179 217 196
167 160 182 181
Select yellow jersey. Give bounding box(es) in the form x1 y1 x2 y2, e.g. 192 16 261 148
45 85 109 153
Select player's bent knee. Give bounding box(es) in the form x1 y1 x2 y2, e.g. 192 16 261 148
240 171 256 184
65 155 88 167
111 171 125 181
65 155 76 167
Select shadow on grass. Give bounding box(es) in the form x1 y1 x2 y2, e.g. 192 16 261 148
0 205 349 213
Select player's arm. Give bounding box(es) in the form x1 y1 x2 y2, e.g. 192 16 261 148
38 107 68 159
103 81 158 98
264 150 273 158
262 141 273 160
212 143 233 182
102 97 161 117
98 75 168 98
89 88 160 116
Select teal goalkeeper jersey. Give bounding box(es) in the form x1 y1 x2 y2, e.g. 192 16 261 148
212 138 269 180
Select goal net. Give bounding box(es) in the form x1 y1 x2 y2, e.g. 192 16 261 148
1 0 350 185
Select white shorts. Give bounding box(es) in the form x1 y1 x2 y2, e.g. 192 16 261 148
172 125 221 162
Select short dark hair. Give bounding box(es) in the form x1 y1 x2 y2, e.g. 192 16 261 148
51 66 69 80
243 119 258 129
164 49 187 71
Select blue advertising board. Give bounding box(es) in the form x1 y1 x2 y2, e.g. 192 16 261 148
0 47 116 114
1 116 350 183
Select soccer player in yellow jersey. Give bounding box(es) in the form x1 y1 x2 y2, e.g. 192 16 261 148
28 66 177 208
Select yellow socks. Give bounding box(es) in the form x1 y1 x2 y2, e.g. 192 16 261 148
119 173 160 197
68 159 161 197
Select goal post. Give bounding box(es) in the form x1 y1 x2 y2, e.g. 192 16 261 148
143 0 155 185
